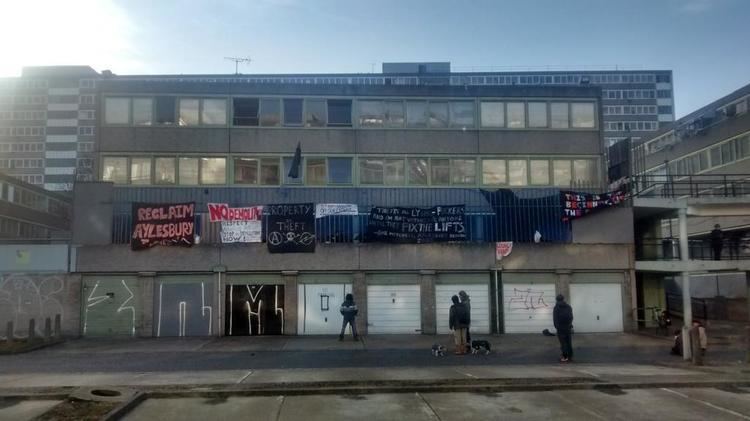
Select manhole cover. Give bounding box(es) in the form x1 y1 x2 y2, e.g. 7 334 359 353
91 389 122 397
70 387 133 403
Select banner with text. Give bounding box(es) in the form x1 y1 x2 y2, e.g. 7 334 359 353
315 203 358 218
366 205 466 243
560 190 626 221
207 203 263 243
265 203 316 253
131 202 195 250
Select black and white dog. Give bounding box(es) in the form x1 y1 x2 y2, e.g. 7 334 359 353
431 344 446 357
470 340 491 355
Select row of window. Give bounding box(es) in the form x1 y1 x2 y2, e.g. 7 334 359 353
0 79 48 89
0 110 46 120
451 73 666 86
0 159 44 169
644 132 750 178
0 127 45 136
0 181 71 217
104 96 598 130
0 95 47 105
78 142 94 152
0 142 45 152
604 121 659 132
101 155 599 188
603 90 659 100
6 174 43 185
0 217 51 239
79 110 96 120
603 105 657 115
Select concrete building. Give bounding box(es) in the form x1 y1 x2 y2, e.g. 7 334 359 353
63 72 636 339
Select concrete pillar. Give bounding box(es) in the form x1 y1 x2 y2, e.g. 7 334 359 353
64 274 82 338
137 272 155 337
555 270 572 301
353 272 367 335
213 266 226 337
623 270 637 333
44 317 52 340
28 319 36 340
419 270 437 335
281 271 298 336
54 315 61 338
678 208 692 360
6 321 13 341
746 271 750 363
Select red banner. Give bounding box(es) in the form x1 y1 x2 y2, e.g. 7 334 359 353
207 203 263 222
131 202 195 250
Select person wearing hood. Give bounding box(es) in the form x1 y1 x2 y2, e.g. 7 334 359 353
449 295 469 355
553 294 574 363
458 290 471 351
339 293 359 341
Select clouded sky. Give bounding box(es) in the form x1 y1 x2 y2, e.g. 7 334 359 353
1 0 748 118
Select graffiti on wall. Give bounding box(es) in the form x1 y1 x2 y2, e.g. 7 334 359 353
225 285 284 335
157 282 213 337
508 288 550 311
83 279 137 336
0 274 65 339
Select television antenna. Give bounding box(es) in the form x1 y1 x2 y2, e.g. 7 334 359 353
224 56 252 75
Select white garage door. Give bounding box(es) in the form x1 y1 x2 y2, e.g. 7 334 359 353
570 283 623 333
297 283 353 335
436 284 490 334
367 284 421 334
503 276 556 333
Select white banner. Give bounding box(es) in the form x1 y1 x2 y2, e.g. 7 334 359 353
315 203 358 218
220 221 262 243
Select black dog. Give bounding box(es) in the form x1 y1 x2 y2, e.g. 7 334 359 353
470 340 491 355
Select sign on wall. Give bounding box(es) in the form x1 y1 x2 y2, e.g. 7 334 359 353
207 203 263 243
265 203 316 253
560 190 625 221
131 203 195 250
496 241 513 260
315 203 358 218
366 205 466 243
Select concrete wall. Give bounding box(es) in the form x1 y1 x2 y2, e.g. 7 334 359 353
572 206 634 244
72 182 113 245
0 244 70 272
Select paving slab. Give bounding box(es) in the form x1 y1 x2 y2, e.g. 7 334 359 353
0 398 61 421
279 393 438 421
243 366 466 384
669 387 750 416
122 396 284 421
0 370 253 389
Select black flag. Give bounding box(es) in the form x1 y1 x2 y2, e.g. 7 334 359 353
288 142 301 179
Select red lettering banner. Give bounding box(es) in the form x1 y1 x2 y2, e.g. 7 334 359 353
131 202 195 250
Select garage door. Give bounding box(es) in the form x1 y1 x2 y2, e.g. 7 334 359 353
367 284 421 334
297 283 353 335
503 274 555 333
83 276 141 337
436 283 490 334
570 282 623 333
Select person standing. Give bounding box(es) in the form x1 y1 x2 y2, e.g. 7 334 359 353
710 224 723 260
553 294 574 363
449 295 468 355
339 293 359 341
458 290 471 351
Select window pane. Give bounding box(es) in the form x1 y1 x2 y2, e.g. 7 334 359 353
306 158 327 185
508 159 528 186
305 99 327 127
260 98 281 126
385 101 405 127
530 159 550 185
449 101 475 128
480 102 504 128
384 159 405 185
451 159 476 184
202 99 226 125
233 98 259 126
573 159 596 183
179 99 199 126
283 98 303 126
201 158 226 184
282 157 302 184
482 159 506 185
359 100 384 127
133 98 153 126
178 158 199 185
154 157 175 185
260 158 280 185
550 103 569 128
328 157 352 184
710 146 721 166
507 102 526 128
553 160 571 186
360 158 383 184
571 103 596 128
102 157 127 184
406 101 428 127
327 99 352 126
105 98 129 124
408 158 429 185
528 102 548 128
130 157 152 185
431 158 450 185
428 102 449 128
721 142 735 164
234 158 258 184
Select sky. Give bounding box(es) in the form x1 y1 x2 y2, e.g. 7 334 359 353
1 0 748 118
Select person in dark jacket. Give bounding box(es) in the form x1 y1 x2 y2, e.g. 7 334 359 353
710 224 723 260
339 293 359 341
458 290 471 351
449 295 469 355
553 294 574 362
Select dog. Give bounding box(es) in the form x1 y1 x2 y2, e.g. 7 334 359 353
431 344 446 357
470 340 491 355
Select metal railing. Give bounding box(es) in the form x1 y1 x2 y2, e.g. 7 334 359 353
666 293 709 321
630 174 750 198
636 237 750 261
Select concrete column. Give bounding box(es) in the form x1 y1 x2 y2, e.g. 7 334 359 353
281 271 298 336
64 274 82 337
678 208 692 360
746 271 750 363
555 270 572 301
353 272 367 335
213 266 226 337
623 270 637 333
137 272 155 337
419 270 437 335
